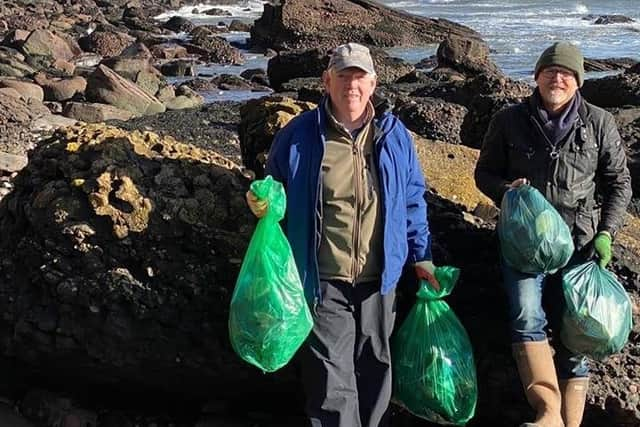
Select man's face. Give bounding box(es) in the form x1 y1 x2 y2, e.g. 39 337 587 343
535 65 579 112
322 67 376 120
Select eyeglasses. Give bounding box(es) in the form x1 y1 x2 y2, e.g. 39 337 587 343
540 67 576 80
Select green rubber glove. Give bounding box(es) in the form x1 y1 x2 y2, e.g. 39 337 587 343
593 231 612 268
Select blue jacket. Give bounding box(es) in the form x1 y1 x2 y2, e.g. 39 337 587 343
265 100 432 306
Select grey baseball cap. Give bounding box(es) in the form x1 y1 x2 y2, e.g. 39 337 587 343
328 43 375 74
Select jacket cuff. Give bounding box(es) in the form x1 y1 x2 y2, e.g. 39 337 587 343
597 227 615 241
409 246 432 264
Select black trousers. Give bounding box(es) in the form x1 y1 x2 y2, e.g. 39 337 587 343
300 280 396 427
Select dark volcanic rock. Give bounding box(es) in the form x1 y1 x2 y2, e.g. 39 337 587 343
415 55 437 70
267 47 414 91
394 97 468 144
78 30 136 58
250 0 482 51
0 2 51 33
0 123 255 398
160 60 196 77
203 7 231 17
435 35 502 78
627 62 640 75
611 108 640 216
593 15 635 25
180 77 219 92
267 48 329 91
188 26 244 64
370 47 415 83
228 19 251 32
411 73 532 148
122 6 159 32
162 16 195 33
109 102 243 163
184 33 244 65
180 75 257 92
280 77 325 103
240 68 268 86
584 57 638 72
211 74 254 91
458 76 531 148
582 73 640 108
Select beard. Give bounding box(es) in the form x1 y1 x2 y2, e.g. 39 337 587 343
543 88 571 107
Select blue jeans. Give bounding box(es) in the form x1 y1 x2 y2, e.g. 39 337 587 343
501 261 589 379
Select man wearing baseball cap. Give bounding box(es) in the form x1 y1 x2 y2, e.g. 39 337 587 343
475 42 631 426
247 42 438 427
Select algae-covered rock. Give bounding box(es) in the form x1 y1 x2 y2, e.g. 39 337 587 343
238 96 316 177
0 123 257 396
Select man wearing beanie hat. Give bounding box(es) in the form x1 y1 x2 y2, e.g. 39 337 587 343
246 42 439 427
475 42 631 427
535 41 585 87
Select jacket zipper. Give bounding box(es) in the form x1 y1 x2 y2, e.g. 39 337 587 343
373 125 387 287
351 140 363 282
312 111 326 312
529 115 561 196
529 115 559 158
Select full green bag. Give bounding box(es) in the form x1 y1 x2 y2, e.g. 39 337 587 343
229 175 313 372
499 185 574 274
392 266 477 426
561 261 633 360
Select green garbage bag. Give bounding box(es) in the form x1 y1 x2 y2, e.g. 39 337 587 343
229 175 313 372
392 266 477 425
561 261 633 360
499 185 574 274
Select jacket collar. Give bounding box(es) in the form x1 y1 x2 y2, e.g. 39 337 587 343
576 92 590 125
318 95 395 137
528 89 590 124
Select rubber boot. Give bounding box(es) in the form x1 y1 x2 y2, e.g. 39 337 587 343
559 377 589 427
513 340 564 427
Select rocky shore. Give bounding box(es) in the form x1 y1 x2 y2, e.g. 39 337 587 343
0 1 639 426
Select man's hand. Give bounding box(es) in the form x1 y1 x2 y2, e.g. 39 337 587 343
509 178 529 188
245 190 268 218
594 231 612 268
414 260 440 291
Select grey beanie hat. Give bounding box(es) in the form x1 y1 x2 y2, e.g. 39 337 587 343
534 42 584 87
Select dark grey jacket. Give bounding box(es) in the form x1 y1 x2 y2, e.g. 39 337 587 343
475 94 632 250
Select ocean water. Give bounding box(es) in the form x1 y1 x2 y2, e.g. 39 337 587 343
156 2 271 101
383 0 640 79
155 0 640 101
154 0 266 25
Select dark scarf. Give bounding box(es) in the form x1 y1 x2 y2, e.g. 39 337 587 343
531 88 581 146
